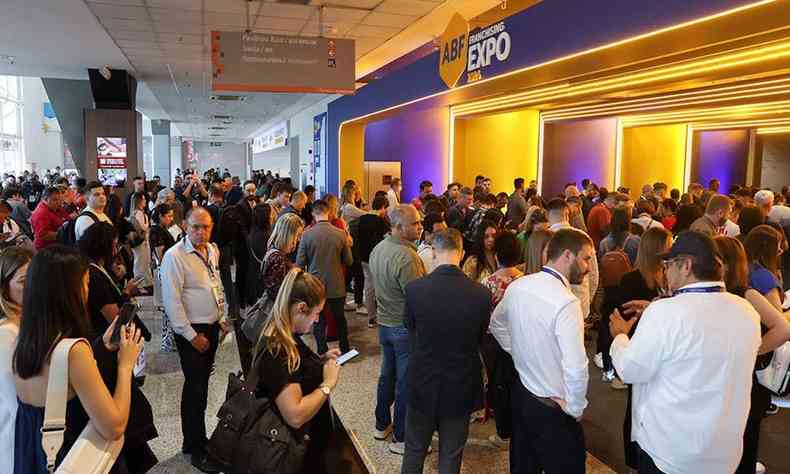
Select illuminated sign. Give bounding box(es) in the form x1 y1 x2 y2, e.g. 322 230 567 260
252 122 288 154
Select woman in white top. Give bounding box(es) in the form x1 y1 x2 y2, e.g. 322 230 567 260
0 247 32 474
340 184 366 224
129 192 153 287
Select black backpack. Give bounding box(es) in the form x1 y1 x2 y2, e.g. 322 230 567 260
56 211 99 246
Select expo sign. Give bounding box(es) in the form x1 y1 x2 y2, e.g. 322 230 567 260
438 14 512 89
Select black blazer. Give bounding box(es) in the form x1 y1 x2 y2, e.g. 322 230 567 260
404 264 492 418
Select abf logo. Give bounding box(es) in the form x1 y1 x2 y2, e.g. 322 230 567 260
439 13 469 89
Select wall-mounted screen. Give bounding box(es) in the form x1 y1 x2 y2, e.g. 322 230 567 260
97 137 127 186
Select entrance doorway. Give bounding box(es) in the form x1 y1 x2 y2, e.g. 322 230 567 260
364 161 401 206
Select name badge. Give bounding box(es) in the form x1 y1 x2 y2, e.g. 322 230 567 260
211 282 226 319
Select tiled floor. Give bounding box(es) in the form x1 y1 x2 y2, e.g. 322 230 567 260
138 296 614 473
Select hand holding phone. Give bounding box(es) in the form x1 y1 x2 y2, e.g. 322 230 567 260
336 349 359 366
111 303 138 345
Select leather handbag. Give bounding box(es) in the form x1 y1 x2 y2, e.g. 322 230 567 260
41 338 124 474
241 248 279 343
207 352 310 474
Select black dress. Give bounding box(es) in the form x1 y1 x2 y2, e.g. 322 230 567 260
600 269 658 470
256 336 334 474
81 265 159 473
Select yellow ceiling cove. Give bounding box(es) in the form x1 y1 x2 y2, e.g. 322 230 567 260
439 13 470 89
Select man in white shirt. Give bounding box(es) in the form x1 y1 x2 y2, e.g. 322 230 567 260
546 198 599 319
490 228 592 473
767 191 790 227
417 213 447 274
609 230 760 474
160 207 230 472
75 181 112 241
387 178 402 211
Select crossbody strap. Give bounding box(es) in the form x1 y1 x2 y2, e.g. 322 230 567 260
42 337 88 471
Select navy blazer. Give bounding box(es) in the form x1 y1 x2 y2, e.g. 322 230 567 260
404 264 492 418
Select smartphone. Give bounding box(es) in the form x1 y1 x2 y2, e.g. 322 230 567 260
111 303 138 345
336 349 360 366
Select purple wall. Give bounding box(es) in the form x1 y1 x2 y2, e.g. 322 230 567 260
364 106 449 202
692 130 749 193
542 119 618 197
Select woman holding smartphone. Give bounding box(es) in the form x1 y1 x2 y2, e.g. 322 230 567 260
255 268 341 474
13 246 143 473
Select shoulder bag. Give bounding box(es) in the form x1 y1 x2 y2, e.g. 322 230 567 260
207 352 310 473
42 338 124 473
756 341 790 397
241 248 279 343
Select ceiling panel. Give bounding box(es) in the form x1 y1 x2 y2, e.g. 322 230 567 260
300 20 356 37
256 3 315 20
255 16 308 31
157 32 205 45
99 18 155 32
89 4 149 20
322 7 369 23
204 12 249 28
350 24 402 38
150 9 203 24
376 0 439 17
363 11 418 28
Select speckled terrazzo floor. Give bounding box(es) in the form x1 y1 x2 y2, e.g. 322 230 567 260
137 295 615 474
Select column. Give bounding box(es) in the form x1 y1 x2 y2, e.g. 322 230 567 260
151 119 171 185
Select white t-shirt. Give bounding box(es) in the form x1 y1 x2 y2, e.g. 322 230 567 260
0 323 18 474
768 205 790 226
75 209 113 241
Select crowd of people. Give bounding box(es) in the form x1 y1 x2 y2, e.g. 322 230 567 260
0 164 789 474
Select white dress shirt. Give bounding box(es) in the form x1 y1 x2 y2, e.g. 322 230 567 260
768 204 790 227
490 267 589 418
611 282 761 474
160 236 226 342
417 242 439 274
632 214 665 232
548 222 599 317
387 188 400 211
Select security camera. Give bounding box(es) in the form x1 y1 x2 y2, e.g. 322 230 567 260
99 66 112 80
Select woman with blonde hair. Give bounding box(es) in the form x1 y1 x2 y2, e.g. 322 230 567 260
0 247 33 474
714 235 790 474
255 268 341 474
599 226 672 470
262 213 304 305
340 184 365 225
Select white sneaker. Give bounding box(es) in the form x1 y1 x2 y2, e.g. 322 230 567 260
488 434 509 449
389 441 405 455
374 425 392 440
356 305 369 315
389 441 431 455
593 352 604 369
602 369 615 383
756 461 766 474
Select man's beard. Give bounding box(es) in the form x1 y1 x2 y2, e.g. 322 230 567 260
569 260 588 285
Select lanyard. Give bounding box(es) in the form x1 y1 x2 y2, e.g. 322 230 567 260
675 285 724 295
541 267 567 287
186 238 217 279
90 263 123 298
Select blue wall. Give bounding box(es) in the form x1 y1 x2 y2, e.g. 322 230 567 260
327 0 754 193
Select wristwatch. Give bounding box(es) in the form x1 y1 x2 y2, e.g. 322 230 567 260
319 384 332 396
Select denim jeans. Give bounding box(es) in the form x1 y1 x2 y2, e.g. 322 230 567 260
376 325 410 442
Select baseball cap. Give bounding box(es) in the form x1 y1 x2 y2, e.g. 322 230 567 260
660 230 720 262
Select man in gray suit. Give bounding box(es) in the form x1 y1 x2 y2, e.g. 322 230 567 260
297 198 354 355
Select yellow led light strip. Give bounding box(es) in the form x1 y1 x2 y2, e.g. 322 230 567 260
691 118 790 129
340 0 776 128
542 78 790 121
543 76 790 117
618 103 790 126
756 126 790 133
453 39 790 116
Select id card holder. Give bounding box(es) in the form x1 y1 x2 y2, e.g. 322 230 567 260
211 282 226 319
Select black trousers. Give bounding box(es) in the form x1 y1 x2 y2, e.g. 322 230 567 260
510 380 586 474
401 407 469 474
175 322 220 455
351 260 364 305
232 315 253 377
637 444 666 474
313 297 349 354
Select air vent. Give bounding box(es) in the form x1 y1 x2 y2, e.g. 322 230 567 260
209 126 228 130
209 95 247 102
212 115 232 120
209 133 223 137
210 142 223 147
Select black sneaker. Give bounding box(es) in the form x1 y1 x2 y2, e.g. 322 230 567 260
191 453 224 473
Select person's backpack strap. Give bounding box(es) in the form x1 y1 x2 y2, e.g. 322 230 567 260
41 337 89 471
80 211 100 224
